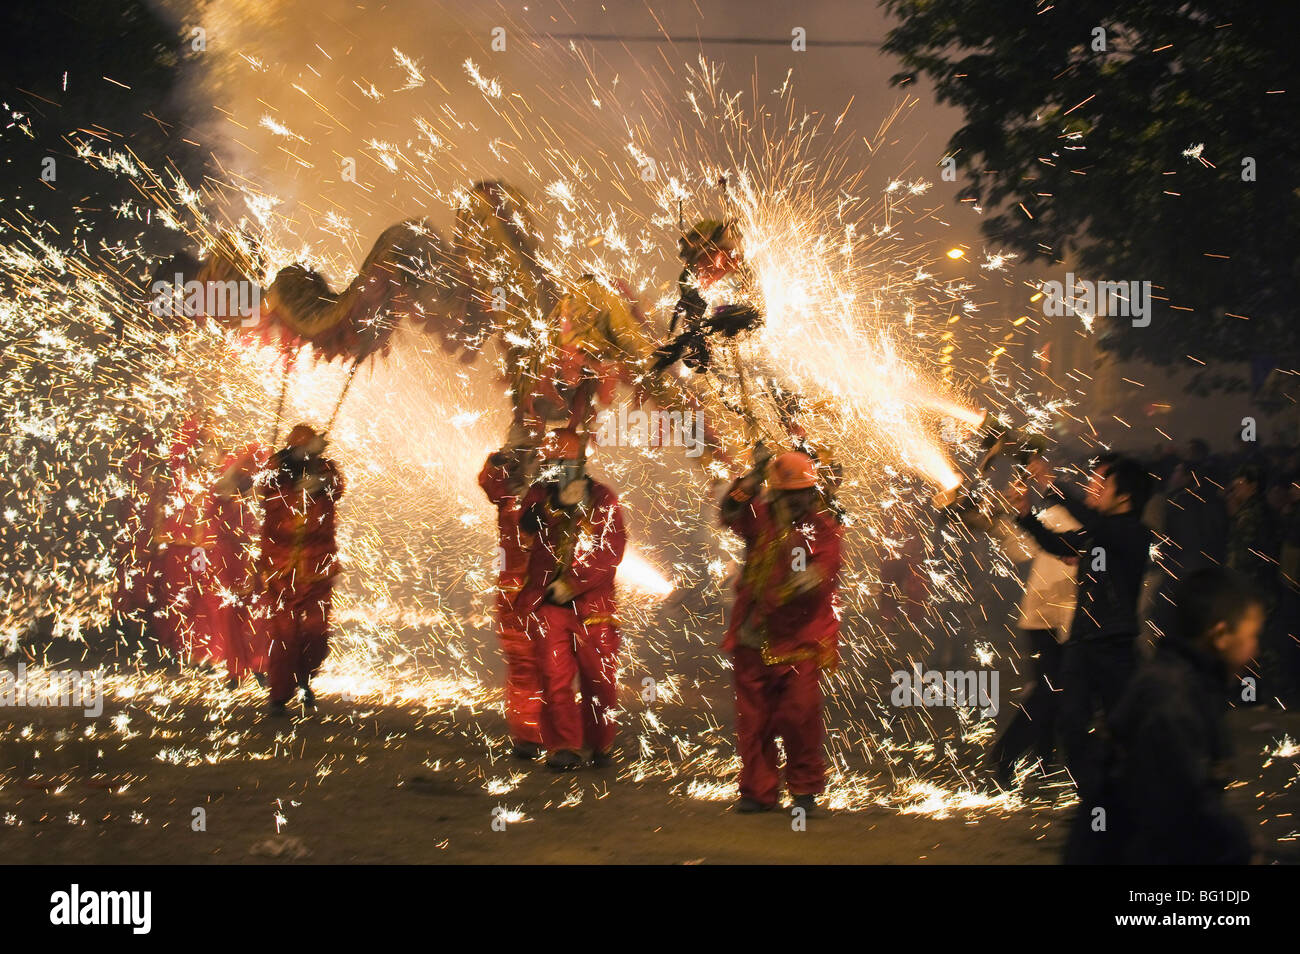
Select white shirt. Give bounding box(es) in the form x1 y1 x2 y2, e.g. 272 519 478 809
994 504 1081 639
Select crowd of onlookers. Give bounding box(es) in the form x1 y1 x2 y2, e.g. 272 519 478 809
1037 436 1300 701
1137 437 1300 704
957 434 1296 864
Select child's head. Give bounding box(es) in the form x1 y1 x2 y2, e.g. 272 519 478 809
1174 567 1264 673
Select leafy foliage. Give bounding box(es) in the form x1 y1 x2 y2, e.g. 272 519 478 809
882 1 1300 366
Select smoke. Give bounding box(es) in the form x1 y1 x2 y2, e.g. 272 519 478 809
149 2 652 268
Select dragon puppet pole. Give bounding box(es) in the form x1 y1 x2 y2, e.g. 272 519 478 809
717 174 789 452
730 341 767 448
718 174 762 449
323 358 364 437
268 348 293 449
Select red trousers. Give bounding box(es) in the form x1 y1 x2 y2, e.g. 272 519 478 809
156 547 223 666
537 603 620 754
225 601 269 682
265 580 333 705
498 593 544 744
732 647 826 805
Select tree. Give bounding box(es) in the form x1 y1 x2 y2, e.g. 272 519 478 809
881 1 1300 372
0 0 205 263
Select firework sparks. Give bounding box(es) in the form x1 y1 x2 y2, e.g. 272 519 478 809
4 2 1262 853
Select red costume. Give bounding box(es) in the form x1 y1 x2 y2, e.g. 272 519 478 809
520 477 627 756
153 421 226 666
721 469 843 807
478 454 544 746
259 444 344 706
209 446 269 683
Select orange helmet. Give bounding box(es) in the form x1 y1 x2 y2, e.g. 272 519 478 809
540 427 584 461
769 451 817 490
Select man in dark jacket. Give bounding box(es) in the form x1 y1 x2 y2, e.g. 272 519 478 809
1012 456 1152 790
1067 567 1261 864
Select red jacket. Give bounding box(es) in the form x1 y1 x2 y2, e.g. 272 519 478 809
478 455 531 589
206 444 267 594
519 479 626 624
259 454 344 591
721 488 843 668
156 421 218 551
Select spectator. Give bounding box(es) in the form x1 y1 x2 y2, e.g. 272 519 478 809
1067 567 1261 864
1278 474 1300 703
1226 462 1289 702
1162 439 1228 575
963 449 1080 786
1011 455 1152 793
1226 463 1275 590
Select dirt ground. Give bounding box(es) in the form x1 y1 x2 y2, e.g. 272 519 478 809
3 655 1297 865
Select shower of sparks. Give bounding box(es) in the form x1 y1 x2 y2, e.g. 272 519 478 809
4 1 1285 843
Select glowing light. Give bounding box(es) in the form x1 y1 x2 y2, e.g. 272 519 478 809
618 547 674 597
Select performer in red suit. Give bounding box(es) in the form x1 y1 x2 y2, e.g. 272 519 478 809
259 425 344 716
720 448 844 815
153 419 227 668
209 444 269 689
519 428 627 771
478 442 545 758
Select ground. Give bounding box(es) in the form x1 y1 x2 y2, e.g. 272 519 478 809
3 649 1297 864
